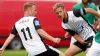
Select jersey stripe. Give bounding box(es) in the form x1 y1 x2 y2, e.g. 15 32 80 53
81 15 96 34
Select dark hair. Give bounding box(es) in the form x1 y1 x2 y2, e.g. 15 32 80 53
88 0 93 3
82 0 91 4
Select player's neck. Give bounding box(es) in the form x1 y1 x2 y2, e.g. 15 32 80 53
24 11 29 17
63 13 68 23
82 3 88 7
24 12 33 17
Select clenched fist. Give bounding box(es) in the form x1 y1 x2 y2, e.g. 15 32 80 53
53 38 61 44
0 48 4 56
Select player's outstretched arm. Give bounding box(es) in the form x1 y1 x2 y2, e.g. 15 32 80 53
37 29 61 44
85 8 100 18
0 34 15 55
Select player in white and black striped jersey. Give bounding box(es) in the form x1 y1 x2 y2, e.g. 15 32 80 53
53 3 100 56
62 10 96 41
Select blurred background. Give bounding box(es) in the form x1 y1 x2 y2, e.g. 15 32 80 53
0 0 99 56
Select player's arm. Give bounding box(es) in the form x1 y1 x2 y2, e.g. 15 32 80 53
84 8 100 30
92 18 99 30
91 6 99 30
84 8 100 18
64 29 87 44
0 25 17 55
33 18 61 44
73 8 100 18
62 23 87 44
72 4 78 11
73 8 100 29
64 32 69 38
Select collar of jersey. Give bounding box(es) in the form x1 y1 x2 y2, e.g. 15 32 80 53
80 3 90 8
63 13 68 23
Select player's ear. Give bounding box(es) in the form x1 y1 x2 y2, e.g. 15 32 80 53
64 9 66 12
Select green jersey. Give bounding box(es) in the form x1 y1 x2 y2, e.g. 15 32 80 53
95 29 100 43
72 3 97 24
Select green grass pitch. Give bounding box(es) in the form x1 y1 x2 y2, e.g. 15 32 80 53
3 47 85 56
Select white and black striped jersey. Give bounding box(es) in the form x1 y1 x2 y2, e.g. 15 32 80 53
62 9 95 40
11 16 48 55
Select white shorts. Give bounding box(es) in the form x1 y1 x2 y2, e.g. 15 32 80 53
70 36 76 47
86 40 100 56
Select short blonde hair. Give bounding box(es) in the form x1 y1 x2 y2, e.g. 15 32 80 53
24 2 36 11
53 3 64 11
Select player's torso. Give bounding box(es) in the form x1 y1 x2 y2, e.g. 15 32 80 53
15 16 47 55
15 16 41 40
62 11 95 40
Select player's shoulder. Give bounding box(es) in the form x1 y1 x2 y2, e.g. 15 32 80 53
72 3 82 10
16 16 38 24
89 3 97 8
67 11 73 14
89 3 96 6
15 17 25 24
89 3 97 11
73 3 81 8
67 11 75 17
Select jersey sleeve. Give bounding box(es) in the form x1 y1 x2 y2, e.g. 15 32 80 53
63 29 77 36
73 9 86 17
72 4 78 11
11 25 18 35
92 4 97 11
62 23 77 36
33 18 42 30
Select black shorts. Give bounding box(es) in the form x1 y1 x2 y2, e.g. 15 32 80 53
74 36 93 51
35 46 60 56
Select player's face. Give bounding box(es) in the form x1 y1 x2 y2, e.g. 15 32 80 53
82 0 89 4
55 7 66 19
30 5 37 17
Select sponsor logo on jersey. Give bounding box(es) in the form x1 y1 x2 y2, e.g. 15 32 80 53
77 26 83 33
34 20 40 26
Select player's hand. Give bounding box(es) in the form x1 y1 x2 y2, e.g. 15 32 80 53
64 32 69 38
53 38 61 44
92 24 96 29
80 40 87 45
0 48 4 56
